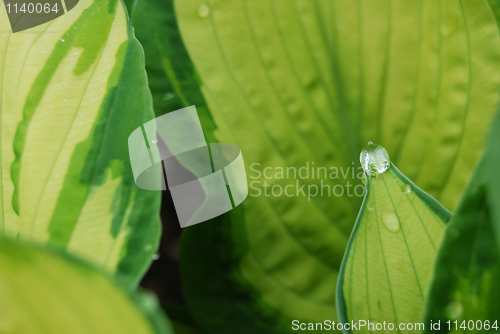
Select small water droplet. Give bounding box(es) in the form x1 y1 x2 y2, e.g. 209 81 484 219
152 252 160 260
60 38 65 42
445 300 463 320
401 184 411 194
367 141 373 145
151 139 158 145
382 213 400 233
198 3 210 18
360 143 391 177
162 92 175 101
367 201 375 211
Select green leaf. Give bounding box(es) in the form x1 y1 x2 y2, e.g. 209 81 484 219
139 0 500 332
161 304 203 334
128 0 216 136
0 0 161 288
0 238 173 334
336 144 450 333
423 111 500 331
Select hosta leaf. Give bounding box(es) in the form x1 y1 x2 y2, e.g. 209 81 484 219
162 304 202 334
423 112 500 331
0 0 161 288
336 144 450 333
127 0 216 134
125 0 189 116
0 239 172 334
141 0 500 332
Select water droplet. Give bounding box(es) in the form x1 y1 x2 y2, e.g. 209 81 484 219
367 201 375 211
401 184 411 194
151 139 158 145
60 38 65 42
367 141 373 145
382 213 400 233
162 92 175 101
198 3 210 18
445 300 463 320
360 143 391 177
152 252 160 260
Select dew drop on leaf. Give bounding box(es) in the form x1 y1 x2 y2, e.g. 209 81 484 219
198 3 210 18
152 253 160 260
382 213 400 233
360 143 390 177
366 201 374 211
401 184 411 194
151 139 158 145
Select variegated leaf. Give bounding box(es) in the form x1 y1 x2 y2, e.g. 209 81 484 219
0 0 161 288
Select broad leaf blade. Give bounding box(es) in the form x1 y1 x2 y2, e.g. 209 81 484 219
138 0 500 332
0 0 161 288
337 161 450 333
423 112 500 331
128 0 216 135
0 239 172 334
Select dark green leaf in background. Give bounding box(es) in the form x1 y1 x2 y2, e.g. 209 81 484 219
423 111 500 332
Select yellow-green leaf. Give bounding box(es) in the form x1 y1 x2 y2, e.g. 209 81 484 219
0 239 172 334
0 0 161 288
135 0 500 332
337 144 451 333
